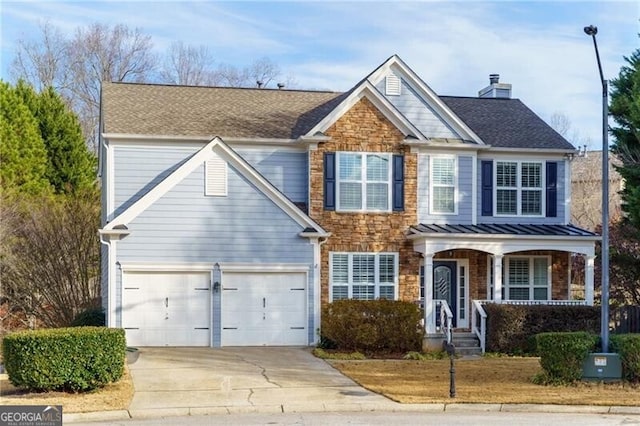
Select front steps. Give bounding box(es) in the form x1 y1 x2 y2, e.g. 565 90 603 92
451 332 482 356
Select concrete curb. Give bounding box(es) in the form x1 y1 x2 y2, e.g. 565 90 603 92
64 410 130 423
63 403 640 423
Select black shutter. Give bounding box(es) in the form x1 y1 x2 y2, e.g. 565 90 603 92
481 160 493 216
546 162 558 217
324 153 336 210
392 155 405 211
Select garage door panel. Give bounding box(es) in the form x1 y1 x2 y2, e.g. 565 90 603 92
122 272 211 347
221 271 307 346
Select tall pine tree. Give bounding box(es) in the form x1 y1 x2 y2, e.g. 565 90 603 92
0 81 50 195
14 80 97 193
610 48 640 226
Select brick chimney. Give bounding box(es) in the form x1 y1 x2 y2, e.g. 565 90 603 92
478 74 512 98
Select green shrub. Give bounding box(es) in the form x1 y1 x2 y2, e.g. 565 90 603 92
71 308 105 327
610 334 640 382
2 327 126 392
312 348 366 360
321 299 424 354
534 331 598 384
485 304 600 355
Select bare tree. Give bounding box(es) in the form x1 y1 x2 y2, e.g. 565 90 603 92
67 23 157 150
0 191 101 328
247 56 281 88
160 41 218 86
11 22 158 153
10 21 70 93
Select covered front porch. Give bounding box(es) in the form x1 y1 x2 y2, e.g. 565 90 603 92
408 223 599 349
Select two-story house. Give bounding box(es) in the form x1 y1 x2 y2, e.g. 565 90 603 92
99 55 598 349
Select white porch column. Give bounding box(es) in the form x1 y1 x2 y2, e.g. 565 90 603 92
494 254 503 302
424 253 435 334
584 255 595 306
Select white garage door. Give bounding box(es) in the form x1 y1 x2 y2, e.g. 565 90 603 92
122 272 211 346
221 272 307 346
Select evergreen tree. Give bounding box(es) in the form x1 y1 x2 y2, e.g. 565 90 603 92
0 81 50 195
14 80 97 193
610 48 640 226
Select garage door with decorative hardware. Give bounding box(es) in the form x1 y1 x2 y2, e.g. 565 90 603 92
122 271 211 346
221 272 307 346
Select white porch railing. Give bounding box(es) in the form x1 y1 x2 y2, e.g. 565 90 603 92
471 299 589 354
437 299 453 345
471 300 487 353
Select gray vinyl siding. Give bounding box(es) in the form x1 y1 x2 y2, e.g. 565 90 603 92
113 146 307 218
477 159 566 224
114 146 195 217
376 77 460 139
117 164 313 262
235 148 308 203
418 154 473 224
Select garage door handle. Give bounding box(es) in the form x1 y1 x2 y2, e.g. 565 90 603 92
165 297 168 308
263 297 266 308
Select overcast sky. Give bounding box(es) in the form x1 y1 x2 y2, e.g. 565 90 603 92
1 1 638 148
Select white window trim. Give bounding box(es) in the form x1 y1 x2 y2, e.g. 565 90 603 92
329 252 399 301
494 160 545 217
429 155 458 215
504 255 552 301
336 152 392 213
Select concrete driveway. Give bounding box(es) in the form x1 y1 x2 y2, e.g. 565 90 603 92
127 347 396 417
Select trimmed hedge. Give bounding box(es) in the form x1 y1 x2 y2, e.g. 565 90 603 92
535 331 598 384
610 334 640 382
2 327 126 392
321 299 424 354
485 304 600 354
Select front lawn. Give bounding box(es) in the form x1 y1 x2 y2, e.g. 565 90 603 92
330 357 640 405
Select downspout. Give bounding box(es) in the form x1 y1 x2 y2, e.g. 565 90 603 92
99 234 116 328
314 236 330 345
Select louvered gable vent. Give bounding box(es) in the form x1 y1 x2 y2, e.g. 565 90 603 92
205 153 227 196
385 74 401 96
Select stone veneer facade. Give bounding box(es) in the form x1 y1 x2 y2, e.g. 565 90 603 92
309 98 421 305
309 98 571 311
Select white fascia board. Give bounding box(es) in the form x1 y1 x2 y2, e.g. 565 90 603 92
103 133 305 148
405 141 488 152
410 234 597 256
103 137 327 235
479 147 577 156
304 81 424 140
367 56 486 145
407 232 600 243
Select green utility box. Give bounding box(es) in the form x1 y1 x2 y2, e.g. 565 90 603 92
582 353 622 381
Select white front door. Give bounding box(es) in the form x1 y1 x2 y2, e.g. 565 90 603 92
122 271 211 346
221 271 307 346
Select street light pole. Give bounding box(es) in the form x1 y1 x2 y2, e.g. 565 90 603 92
584 24 610 352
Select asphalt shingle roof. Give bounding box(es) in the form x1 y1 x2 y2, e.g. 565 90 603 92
101 82 346 139
440 96 575 150
102 82 575 150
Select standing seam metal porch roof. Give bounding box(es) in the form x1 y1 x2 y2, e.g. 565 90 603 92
410 223 598 237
